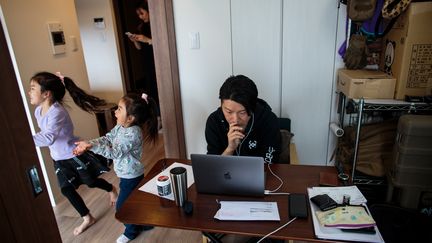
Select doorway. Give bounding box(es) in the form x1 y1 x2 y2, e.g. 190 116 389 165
113 0 187 159
112 0 159 107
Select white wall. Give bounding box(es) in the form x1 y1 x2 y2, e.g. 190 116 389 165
281 0 339 164
173 0 233 154
231 0 282 114
75 0 124 103
0 0 101 205
174 0 345 164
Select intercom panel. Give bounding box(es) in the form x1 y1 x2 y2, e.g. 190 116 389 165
47 22 66 55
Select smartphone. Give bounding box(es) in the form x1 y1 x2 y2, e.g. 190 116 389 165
289 193 308 218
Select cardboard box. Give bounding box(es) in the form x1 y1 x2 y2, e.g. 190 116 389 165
381 2 432 99
337 69 396 99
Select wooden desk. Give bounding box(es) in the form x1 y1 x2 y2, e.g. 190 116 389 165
116 159 339 242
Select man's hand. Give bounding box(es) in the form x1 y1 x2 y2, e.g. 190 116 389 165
223 123 245 155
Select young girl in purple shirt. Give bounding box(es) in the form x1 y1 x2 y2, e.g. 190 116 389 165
28 71 117 236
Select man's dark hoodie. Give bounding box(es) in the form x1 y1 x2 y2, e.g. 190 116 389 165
205 99 281 163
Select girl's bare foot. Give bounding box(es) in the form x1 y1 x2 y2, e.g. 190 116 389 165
73 214 96 236
109 186 118 206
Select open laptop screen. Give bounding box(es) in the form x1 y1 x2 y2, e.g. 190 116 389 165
191 154 265 197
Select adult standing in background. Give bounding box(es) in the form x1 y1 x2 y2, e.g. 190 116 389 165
127 2 159 110
205 75 281 163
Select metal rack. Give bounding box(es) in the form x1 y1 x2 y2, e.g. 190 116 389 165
338 93 432 185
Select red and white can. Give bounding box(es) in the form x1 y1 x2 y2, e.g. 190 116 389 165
156 175 171 196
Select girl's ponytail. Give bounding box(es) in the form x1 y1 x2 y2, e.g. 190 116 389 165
63 77 106 113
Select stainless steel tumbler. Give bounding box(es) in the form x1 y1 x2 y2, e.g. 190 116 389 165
170 167 188 207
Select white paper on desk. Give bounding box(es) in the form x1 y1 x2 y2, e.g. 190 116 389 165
214 201 280 221
307 186 367 205
307 188 384 243
138 162 194 201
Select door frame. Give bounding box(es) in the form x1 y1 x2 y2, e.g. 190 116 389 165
113 0 186 159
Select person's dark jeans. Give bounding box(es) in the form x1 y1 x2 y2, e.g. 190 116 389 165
116 175 153 239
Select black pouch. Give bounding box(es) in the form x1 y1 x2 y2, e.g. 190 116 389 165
310 194 338 211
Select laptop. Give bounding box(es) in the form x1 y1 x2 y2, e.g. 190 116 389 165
190 154 265 197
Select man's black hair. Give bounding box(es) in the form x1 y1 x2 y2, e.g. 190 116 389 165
219 75 258 115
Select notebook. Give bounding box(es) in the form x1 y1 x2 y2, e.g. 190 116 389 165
190 154 265 197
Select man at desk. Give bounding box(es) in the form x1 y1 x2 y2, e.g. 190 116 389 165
205 75 281 163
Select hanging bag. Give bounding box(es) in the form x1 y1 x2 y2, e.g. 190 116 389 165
382 0 412 19
344 34 368 69
348 0 378 21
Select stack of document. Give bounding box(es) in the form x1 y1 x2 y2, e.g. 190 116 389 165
307 186 384 243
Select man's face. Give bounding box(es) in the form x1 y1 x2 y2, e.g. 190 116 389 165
221 99 251 130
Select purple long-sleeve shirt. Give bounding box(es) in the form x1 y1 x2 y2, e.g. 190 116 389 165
33 102 78 161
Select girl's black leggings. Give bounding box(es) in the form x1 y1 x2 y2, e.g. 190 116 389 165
61 178 113 217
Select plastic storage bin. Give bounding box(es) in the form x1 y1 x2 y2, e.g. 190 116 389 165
387 114 432 208
396 115 432 149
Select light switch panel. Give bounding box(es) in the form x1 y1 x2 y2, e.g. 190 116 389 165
189 32 200 49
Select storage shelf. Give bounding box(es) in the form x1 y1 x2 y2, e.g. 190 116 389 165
353 177 386 185
350 98 432 112
338 93 432 186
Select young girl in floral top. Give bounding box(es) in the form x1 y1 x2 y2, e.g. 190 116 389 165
74 93 158 243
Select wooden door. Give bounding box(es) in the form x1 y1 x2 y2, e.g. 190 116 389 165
0 19 61 243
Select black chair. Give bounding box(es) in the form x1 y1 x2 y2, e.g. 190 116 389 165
279 118 294 164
